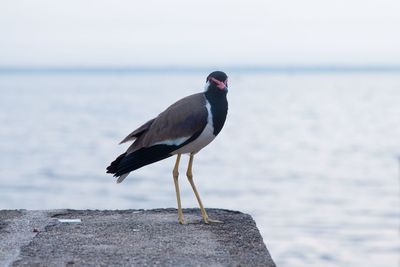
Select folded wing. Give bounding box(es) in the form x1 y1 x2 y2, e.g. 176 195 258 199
126 93 208 154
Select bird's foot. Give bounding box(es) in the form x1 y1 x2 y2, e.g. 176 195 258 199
178 216 186 225
203 217 224 224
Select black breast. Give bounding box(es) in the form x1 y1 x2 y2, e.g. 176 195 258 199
205 89 228 136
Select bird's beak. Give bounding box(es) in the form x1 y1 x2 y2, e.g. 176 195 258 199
210 77 227 90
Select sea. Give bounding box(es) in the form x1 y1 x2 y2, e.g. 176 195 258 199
0 70 399 267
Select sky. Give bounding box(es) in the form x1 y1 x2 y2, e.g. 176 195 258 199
0 0 399 67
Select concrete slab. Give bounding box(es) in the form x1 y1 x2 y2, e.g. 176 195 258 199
0 209 275 267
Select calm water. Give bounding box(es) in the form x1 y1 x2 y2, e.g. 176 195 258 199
0 72 399 267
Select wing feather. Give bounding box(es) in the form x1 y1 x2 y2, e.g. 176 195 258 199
119 118 155 144
126 93 208 154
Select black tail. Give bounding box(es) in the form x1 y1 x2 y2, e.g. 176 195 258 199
106 152 127 174
106 145 178 178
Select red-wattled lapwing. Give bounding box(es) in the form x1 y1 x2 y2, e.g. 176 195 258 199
106 71 228 224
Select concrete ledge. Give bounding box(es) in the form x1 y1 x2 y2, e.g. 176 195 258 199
0 209 275 267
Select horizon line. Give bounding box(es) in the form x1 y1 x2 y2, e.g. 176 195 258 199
1 64 400 74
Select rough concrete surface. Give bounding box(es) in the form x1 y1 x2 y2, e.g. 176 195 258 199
0 209 275 267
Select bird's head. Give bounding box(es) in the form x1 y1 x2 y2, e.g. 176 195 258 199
205 71 228 92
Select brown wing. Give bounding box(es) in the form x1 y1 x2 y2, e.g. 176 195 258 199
119 118 155 144
126 93 208 154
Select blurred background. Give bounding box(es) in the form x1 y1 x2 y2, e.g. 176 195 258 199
0 1 399 266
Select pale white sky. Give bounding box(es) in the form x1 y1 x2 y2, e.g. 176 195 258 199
0 0 399 66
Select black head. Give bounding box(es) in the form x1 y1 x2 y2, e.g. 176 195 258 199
206 71 228 91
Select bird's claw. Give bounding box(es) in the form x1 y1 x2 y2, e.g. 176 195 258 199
178 216 186 225
204 217 224 224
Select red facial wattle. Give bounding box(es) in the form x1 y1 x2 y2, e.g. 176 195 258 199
210 77 227 90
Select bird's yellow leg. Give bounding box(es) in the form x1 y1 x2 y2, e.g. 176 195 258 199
186 153 223 224
172 154 185 224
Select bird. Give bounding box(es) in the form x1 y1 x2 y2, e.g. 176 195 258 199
106 71 228 224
